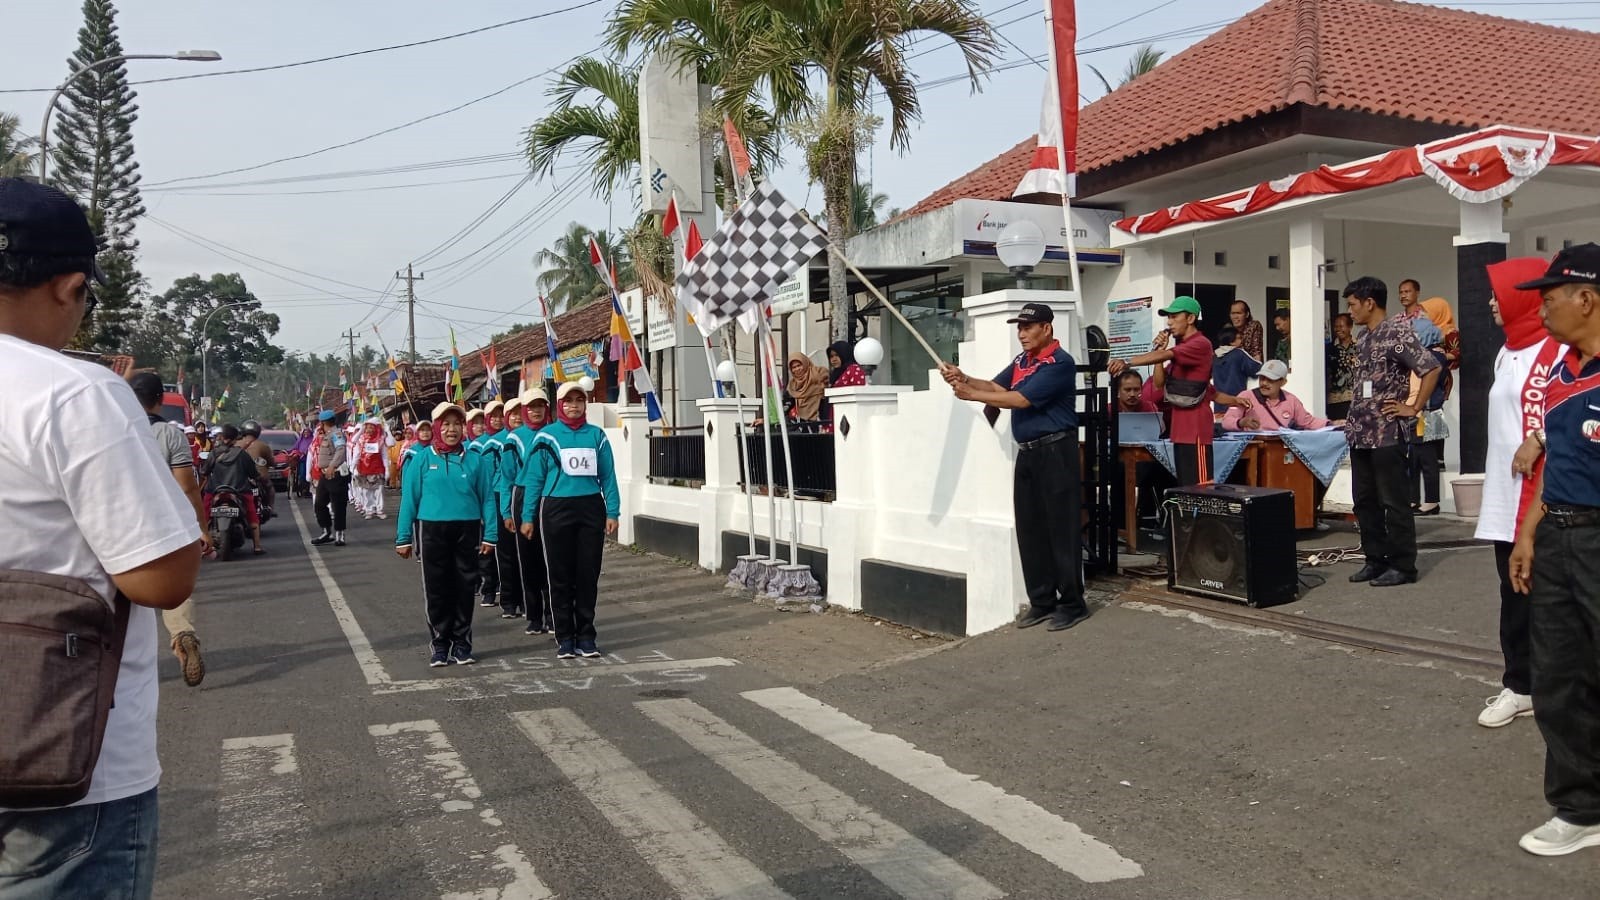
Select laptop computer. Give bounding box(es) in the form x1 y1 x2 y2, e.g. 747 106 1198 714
1117 411 1162 444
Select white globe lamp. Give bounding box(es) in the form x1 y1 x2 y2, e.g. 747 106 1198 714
854 336 885 384
996 219 1047 288
715 359 738 387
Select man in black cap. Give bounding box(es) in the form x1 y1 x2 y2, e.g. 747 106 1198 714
1507 243 1600 856
0 177 201 894
940 302 1089 632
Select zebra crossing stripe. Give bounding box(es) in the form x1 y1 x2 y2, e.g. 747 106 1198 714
368 720 553 900
638 698 1005 900
742 687 1145 883
510 708 793 900
217 734 323 898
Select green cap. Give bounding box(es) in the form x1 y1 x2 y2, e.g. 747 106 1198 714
1158 295 1202 317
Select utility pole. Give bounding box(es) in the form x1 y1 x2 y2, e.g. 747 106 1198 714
397 263 424 365
342 328 359 378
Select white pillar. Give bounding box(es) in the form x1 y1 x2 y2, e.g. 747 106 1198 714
695 397 750 570
1286 215 1326 415
823 385 909 611
613 407 652 546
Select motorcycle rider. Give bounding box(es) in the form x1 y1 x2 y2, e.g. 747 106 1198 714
202 424 265 555
238 419 277 519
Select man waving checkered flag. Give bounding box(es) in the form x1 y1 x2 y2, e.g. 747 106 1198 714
675 179 827 333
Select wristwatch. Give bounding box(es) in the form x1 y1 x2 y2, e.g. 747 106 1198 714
1534 429 1547 449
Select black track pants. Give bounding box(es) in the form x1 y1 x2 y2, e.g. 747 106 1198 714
495 497 522 615
419 521 481 656
515 487 551 630
540 494 606 644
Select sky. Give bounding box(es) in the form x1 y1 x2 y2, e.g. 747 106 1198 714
4 0 1595 359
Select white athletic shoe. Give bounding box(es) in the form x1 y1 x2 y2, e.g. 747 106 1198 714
1520 817 1600 856
1478 689 1534 728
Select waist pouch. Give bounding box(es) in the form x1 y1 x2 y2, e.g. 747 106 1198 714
0 570 129 808
1164 377 1209 409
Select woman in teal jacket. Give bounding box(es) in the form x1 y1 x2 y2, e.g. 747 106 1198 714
518 382 619 659
396 403 498 668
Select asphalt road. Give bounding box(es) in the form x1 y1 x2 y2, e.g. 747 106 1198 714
152 496 1597 899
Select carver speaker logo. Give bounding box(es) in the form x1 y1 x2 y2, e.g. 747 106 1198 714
1200 578 1227 591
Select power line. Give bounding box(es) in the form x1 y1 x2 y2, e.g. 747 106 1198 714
143 47 601 189
146 152 524 192
0 0 608 95
424 170 585 277
411 173 535 265
145 215 388 294
147 172 528 198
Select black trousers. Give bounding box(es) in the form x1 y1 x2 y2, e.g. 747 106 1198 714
1494 541 1532 695
1173 442 1212 488
540 493 606 644
477 540 500 603
1408 438 1444 506
514 487 552 630
1351 444 1418 578
1014 436 1086 616
418 521 481 656
1530 518 1600 825
492 493 520 614
313 474 349 532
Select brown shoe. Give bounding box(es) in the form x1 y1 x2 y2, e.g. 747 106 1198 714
173 631 205 686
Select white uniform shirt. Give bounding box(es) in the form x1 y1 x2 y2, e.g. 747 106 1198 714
1476 338 1561 543
0 335 200 806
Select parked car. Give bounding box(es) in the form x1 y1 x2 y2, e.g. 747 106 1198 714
259 429 299 492
159 385 192 426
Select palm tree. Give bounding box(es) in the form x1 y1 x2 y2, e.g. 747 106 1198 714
0 113 38 178
1089 44 1166 96
535 222 633 314
525 58 642 201
818 182 890 232
725 0 999 341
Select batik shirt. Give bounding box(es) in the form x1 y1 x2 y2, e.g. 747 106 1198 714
1344 313 1440 449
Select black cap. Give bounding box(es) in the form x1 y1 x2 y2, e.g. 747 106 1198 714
1006 302 1055 325
0 177 103 282
1515 243 1600 291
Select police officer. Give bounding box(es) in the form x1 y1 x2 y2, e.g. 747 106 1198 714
1509 243 1600 856
940 302 1088 632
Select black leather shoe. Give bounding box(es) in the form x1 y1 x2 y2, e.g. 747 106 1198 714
1369 569 1416 587
1017 606 1053 629
311 532 333 546
1349 564 1388 583
1047 607 1091 632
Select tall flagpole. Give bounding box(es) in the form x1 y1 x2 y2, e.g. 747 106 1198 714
1043 0 1083 297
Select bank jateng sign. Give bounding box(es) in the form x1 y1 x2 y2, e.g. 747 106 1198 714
951 198 1123 265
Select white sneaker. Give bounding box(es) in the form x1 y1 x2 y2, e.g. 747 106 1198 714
1478 689 1534 728
1520 817 1600 856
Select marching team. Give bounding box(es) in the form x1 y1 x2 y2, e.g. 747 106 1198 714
393 384 619 665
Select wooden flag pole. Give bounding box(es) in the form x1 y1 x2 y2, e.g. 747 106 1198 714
822 243 945 367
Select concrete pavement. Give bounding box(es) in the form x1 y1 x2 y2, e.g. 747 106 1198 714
151 497 1588 898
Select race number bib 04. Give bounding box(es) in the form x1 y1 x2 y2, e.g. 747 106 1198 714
561 447 598 477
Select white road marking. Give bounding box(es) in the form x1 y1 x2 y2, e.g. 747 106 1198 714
638 698 1004 900
369 720 553 900
289 498 440 693
217 734 322 898
510 708 792 900
742 687 1144 884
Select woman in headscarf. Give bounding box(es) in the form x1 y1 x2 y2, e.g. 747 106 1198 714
289 426 314 497
1408 299 1462 514
396 403 498 667
827 341 867 388
354 418 389 519
1473 258 1561 729
387 424 405 490
785 352 830 423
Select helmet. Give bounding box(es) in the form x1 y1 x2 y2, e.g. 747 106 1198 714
240 420 262 437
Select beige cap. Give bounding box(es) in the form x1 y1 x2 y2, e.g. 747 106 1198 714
484 399 504 415
556 381 588 402
521 386 549 406
431 402 465 421
503 397 524 414
465 408 485 421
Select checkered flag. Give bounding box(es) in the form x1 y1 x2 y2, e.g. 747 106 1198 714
675 179 828 334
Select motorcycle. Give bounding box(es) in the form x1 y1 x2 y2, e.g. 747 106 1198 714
209 489 247 562
252 483 275 528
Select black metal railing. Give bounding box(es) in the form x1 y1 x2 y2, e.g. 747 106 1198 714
648 427 706 485
738 427 836 501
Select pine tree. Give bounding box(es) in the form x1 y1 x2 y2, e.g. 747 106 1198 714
52 0 146 352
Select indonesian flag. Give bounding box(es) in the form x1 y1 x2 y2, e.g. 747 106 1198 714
723 117 754 197
661 196 680 238
1014 0 1078 199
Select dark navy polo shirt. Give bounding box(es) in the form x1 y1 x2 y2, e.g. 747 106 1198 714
1542 349 1600 507
994 346 1079 444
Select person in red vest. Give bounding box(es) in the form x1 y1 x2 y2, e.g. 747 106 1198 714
354 418 390 519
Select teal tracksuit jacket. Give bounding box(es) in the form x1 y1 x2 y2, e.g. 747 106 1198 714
517 422 621 522
495 423 543 521
395 444 498 547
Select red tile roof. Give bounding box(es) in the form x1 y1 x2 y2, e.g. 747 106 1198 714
458 300 614 380
902 0 1600 218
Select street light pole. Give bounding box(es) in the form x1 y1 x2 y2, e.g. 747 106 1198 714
200 299 252 414
38 50 221 182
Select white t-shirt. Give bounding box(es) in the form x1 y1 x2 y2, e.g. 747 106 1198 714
0 334 200 807
1476 338 1560 543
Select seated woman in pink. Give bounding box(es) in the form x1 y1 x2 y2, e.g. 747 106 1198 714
1221 359 1336 432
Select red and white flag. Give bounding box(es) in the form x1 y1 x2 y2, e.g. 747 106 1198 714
661 195 681 238
1014 0 1078 199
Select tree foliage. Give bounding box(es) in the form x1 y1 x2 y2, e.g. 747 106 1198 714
0 114 37 178
534 222 633 314
134 273 283 390
1088 44 1166 95
52 0 147 353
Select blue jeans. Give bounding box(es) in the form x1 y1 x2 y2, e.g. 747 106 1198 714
0 788 158 900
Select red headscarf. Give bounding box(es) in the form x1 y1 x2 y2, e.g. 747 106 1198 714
432 410 466 455
1488 257 1551 350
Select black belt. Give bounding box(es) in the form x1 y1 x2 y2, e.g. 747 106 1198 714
1018 430 1073 451
1545 504 1600 528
